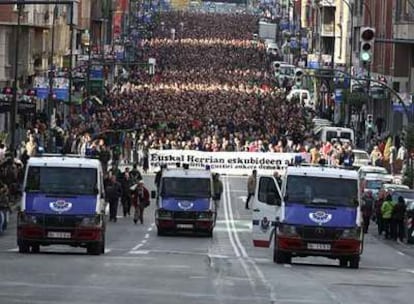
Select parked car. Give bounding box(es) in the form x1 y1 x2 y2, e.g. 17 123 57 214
362 173 394 199
381 183 409 193
352 149 371 168
358 165 388 180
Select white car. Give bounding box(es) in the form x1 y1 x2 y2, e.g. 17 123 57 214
352 149 371 168
357 165 388 180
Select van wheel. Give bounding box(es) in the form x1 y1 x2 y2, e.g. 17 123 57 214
157 228 165 236
273 245 286 264
100 234 106 254
18 241 30 253
339 258 348 268
87 243 102 255
349 256 360 269
31 244 40 253
207 229 213 238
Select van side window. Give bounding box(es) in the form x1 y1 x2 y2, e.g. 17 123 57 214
258 177 279 203
26 167 40 191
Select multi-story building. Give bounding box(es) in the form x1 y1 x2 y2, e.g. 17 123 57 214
0 4 53 87
301 0 351 67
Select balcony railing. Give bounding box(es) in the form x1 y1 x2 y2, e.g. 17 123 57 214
395 12 414 23
321 24 334 36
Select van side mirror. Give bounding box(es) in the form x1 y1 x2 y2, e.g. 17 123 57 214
151 190 156 199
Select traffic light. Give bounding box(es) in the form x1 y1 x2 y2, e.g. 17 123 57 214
294 68 304 88
360 27 375 64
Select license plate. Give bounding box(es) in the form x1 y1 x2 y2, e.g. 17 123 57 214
47 232 71 239
176 224 193 229
307 243 331 251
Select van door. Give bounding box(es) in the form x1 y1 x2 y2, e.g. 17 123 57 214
252 175 282 247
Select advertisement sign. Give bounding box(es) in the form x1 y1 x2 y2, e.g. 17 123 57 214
53 77 69 101
34 77 69 101
34 77 49 99
114 45 125 61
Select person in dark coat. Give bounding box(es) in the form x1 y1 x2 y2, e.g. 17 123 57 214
129 163 142 183
131 181 150 224
391 196 406 242
105 175 122 222
361 191 374 233
120 171 133 217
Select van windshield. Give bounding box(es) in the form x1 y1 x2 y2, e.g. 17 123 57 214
25 166 98 195
286 176 358 207
161 177 211 198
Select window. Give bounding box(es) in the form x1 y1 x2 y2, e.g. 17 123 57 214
25 166 98 195
286 176 358 207
258 176 280 205
161 177 211 198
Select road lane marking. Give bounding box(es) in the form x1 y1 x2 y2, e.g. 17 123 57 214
131 243 144 251
225 177 278 302
144 233 150 239
222 176 241 258
396 251 405 256
128 250 150 255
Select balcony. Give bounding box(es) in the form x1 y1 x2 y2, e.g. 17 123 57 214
318 0 336 7
321 23 335 36
394 9 414 40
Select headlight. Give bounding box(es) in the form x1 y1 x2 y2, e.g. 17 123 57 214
157 210 173 218
341 227 360 240
278 224 298 237
198 211 213 219
19 212 38 224
79 215 100 227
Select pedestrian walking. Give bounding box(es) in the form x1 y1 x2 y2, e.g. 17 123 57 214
105 175 122 222
131 181 150 224
381 194 394 239
120 171 133 217
130 163 143 184
245 169 257 210
374 190 386 235
361 191 374 234
391 196 406 242
212 173 223 209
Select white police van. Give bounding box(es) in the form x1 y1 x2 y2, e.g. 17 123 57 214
252 164 363 268
152 167 216 237
17 154 106 255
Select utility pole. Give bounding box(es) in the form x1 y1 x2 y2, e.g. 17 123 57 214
48 4 58 152
10 2 23 154
68 3 74 105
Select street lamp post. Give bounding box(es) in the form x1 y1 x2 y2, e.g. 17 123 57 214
48 5 58 152
10 2 23 154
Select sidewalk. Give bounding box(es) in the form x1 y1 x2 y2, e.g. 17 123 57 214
367 220 414 258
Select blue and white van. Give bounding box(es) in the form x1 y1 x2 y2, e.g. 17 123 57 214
252 164 363 268
152 167 216 237
17 154 106 255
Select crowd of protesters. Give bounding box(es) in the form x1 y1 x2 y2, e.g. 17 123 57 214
60 11 310 156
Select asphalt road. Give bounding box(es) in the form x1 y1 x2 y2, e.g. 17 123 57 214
0 176 413 304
